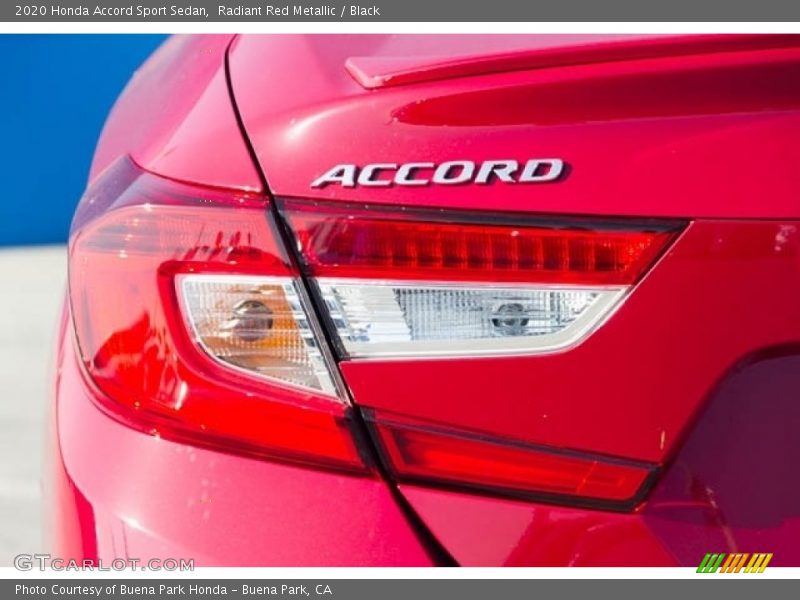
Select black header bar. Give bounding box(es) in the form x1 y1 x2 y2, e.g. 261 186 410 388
4 1 800 22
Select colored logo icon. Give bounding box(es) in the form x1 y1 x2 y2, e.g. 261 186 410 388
697 553 773 573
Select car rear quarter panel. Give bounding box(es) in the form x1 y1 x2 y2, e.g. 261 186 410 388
89 34 262 192
50 329 435 566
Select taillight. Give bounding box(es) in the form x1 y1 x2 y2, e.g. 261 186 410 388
284 200 672 285
68 159 363 470
177 274 337 395
69 162 680 508
280 199 680 506
368 412 655 508
282 199 680 358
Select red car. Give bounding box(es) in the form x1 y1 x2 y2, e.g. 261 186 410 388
47 34 800 567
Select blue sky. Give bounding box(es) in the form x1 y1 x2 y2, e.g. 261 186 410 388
0 35 167 246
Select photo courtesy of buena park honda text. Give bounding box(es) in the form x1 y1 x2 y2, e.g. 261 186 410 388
0 0 799 597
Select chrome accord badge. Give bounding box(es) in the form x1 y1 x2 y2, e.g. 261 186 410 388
311 159 565 188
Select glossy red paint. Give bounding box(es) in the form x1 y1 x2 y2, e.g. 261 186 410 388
90 35 262 192
345 34 800 88
229 34 800 218
48 34 800 567
43 304 99 563
642 352 800 567
399 486 678 566
51 334 434 566
399 353 800 566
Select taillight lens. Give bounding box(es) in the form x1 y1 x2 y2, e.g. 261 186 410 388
283 199 676 285
283 199 681 358
369 412 655 507
318 281 623 358
177 274 338 395
68 159 363 470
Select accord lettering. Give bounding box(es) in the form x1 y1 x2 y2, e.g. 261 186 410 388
311 159 565 188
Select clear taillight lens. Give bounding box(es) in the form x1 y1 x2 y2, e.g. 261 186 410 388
319 280 624 357
178 275 338 395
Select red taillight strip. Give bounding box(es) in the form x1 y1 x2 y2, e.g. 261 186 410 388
367 412 656 509
282 199 683 285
